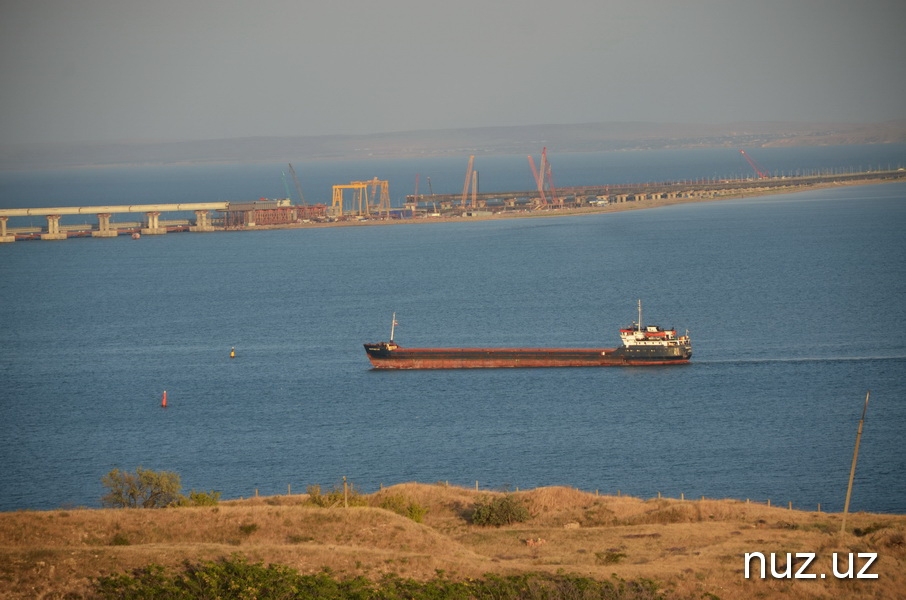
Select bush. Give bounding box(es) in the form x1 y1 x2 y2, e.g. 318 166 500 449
379 494 428 523
306 481 366 508
471 494 531 527
92 557 663 599
101 467 182 509
183 490 221 506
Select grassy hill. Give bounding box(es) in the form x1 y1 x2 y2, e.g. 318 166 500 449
1 483 903 599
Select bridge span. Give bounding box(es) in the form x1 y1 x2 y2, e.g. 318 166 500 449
0 202 228 242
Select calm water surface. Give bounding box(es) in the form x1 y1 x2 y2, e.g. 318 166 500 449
1 155 905 513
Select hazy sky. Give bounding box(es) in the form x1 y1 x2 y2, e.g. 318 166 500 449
2 0 904 144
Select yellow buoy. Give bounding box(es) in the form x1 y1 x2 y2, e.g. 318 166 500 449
230 347 236 359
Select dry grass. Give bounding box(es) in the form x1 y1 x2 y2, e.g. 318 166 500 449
1 484 904 599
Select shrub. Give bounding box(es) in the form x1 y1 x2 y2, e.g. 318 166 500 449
184 490 221 506
101 467 182 509
306 481 366 508
406 502 428 524
109 533 130 546
471 494 530 527
379 494 428 523
92 558 663 599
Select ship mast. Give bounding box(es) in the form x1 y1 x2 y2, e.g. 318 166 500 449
637 299 643 332
390 312 397 342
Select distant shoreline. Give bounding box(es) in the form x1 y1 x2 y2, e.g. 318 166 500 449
3 120 905 171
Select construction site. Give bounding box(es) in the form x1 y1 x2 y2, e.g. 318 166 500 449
2 150 904 242
403 148 906 217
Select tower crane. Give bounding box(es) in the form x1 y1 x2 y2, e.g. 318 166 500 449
739 150 769 179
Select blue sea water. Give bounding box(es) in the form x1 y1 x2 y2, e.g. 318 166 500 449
1 147 905 513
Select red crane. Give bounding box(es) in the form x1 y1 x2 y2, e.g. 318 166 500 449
528 147 559 206
739 149 769 179
461 155 475 208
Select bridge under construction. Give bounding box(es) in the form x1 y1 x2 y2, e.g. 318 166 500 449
1 168 903 243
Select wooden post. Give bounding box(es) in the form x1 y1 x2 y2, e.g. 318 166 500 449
343 476 348 508
288 484 291 495
475 480 478 491
842 391 870 534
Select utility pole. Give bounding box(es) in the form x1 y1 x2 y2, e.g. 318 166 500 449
841 391 870 534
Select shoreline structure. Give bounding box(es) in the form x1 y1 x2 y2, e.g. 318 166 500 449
320 170 906 229
1 169 903 242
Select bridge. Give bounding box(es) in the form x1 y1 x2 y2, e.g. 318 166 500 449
0 203 228 242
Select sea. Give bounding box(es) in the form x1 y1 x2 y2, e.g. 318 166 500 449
1 145 905 514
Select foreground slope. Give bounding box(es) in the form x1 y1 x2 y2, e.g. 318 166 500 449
1 484 903 599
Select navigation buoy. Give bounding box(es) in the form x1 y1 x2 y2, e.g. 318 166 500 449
230 347 236 359
161 390 167 408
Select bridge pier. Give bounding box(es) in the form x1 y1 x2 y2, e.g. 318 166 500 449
92 213 118 238
0 217 14 243
41 215 67 240
190 210 214 232
141 211 166 235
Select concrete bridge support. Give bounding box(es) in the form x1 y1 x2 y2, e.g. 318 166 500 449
0 217 14 243
141 211 166 235
92 213 118 238
190 210 214 232
41 215 67 240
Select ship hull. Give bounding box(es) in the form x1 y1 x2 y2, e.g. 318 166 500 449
363 344 691 369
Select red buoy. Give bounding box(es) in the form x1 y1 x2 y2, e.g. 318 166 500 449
161 390 167 408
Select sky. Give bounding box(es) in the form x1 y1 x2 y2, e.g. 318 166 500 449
1 0 905 145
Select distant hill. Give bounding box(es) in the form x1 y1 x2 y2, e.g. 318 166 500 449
2 120 905 170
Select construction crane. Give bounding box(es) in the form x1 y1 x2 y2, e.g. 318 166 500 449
528 147 559 206
461 155 475 208
426 176 434 196
288 163 307 207
739 150 769 179
331 178 390 218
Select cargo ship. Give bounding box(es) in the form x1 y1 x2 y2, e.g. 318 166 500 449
363 302 691 369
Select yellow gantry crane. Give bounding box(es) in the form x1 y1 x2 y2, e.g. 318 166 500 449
331 178 390 218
